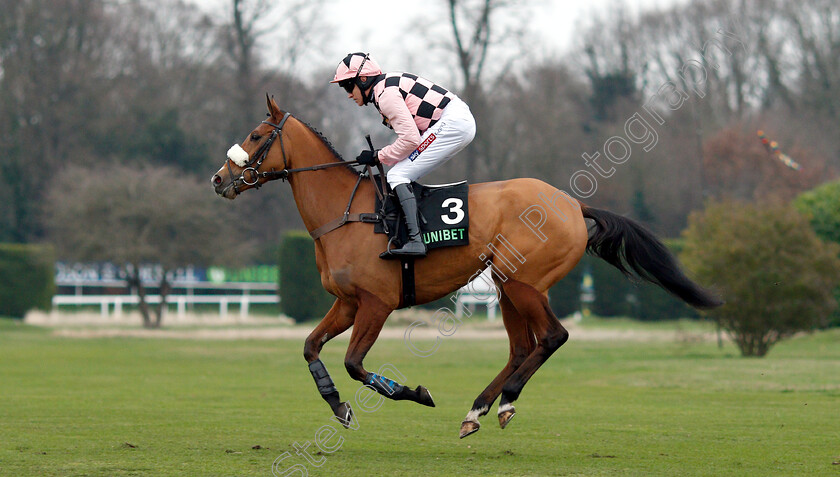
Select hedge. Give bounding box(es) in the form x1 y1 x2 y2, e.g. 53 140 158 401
587 254 633 317
548 262 582 319
278 231 335 322
0 243 55 318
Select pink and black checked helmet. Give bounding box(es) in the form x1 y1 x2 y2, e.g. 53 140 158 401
331 52 382 84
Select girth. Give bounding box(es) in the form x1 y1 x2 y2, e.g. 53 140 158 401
307 165 416 308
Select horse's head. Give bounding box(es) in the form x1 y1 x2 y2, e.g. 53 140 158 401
211 95 291 199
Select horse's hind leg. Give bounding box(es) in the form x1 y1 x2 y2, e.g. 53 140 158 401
343 289 435 408
304 298 357 427
459 288 536 438
497 279 569 424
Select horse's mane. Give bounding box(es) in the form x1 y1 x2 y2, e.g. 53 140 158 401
297 118 359 175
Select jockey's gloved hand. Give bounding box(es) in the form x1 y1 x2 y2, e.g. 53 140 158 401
356 149 379 166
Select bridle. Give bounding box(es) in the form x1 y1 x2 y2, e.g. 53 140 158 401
224 110 389 241
225 111 361 195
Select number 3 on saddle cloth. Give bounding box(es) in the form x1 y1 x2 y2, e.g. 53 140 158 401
375 181 470 252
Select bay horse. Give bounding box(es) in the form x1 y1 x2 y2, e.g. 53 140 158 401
211 95 721 438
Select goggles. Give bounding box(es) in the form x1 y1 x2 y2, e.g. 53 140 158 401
339 79 355 94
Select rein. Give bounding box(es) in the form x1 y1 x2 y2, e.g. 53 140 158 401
228 111 389 240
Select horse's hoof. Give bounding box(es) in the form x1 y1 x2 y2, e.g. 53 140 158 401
498 408 516 429
459 420 480 439
416 386 435 407
334 402 354 428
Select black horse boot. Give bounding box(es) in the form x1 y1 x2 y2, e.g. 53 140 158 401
381 183 427 259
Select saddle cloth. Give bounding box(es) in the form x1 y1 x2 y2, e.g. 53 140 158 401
374 181 470 251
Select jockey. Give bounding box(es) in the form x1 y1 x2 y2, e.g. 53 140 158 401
331 52 476 259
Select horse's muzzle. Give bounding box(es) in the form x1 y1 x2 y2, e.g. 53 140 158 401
211 174 237 199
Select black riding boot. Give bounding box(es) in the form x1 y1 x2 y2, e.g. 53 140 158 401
381 183 427 259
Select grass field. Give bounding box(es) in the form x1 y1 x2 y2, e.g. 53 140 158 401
1 318 838 476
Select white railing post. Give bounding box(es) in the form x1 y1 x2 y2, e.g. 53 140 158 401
487 300 497 321
240 290 250 319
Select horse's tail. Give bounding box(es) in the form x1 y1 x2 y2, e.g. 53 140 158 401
581 206 722 309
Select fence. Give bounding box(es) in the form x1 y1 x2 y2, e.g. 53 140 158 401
453 268 499 320
52 292 278 319
52 277 277 319
52 270 500 320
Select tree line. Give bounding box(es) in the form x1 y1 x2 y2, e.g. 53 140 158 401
2 0 839 341
3 0 838 246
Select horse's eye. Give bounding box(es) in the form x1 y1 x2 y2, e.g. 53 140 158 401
251 133 261 141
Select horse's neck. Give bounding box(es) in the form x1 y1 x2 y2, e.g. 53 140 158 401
285 121 363 233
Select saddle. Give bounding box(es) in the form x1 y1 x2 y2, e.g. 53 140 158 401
307 165 470 308
375 180 470 253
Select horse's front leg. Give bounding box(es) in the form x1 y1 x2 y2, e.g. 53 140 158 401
343 290 435 408
303 298 357 427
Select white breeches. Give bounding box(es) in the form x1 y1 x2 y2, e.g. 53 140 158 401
386 98 476 186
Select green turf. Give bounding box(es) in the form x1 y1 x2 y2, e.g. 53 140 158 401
1 318 838 476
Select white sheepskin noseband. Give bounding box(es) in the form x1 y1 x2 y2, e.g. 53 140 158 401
227 144 250 167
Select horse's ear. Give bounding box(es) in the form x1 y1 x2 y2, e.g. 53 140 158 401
266 93 279 119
